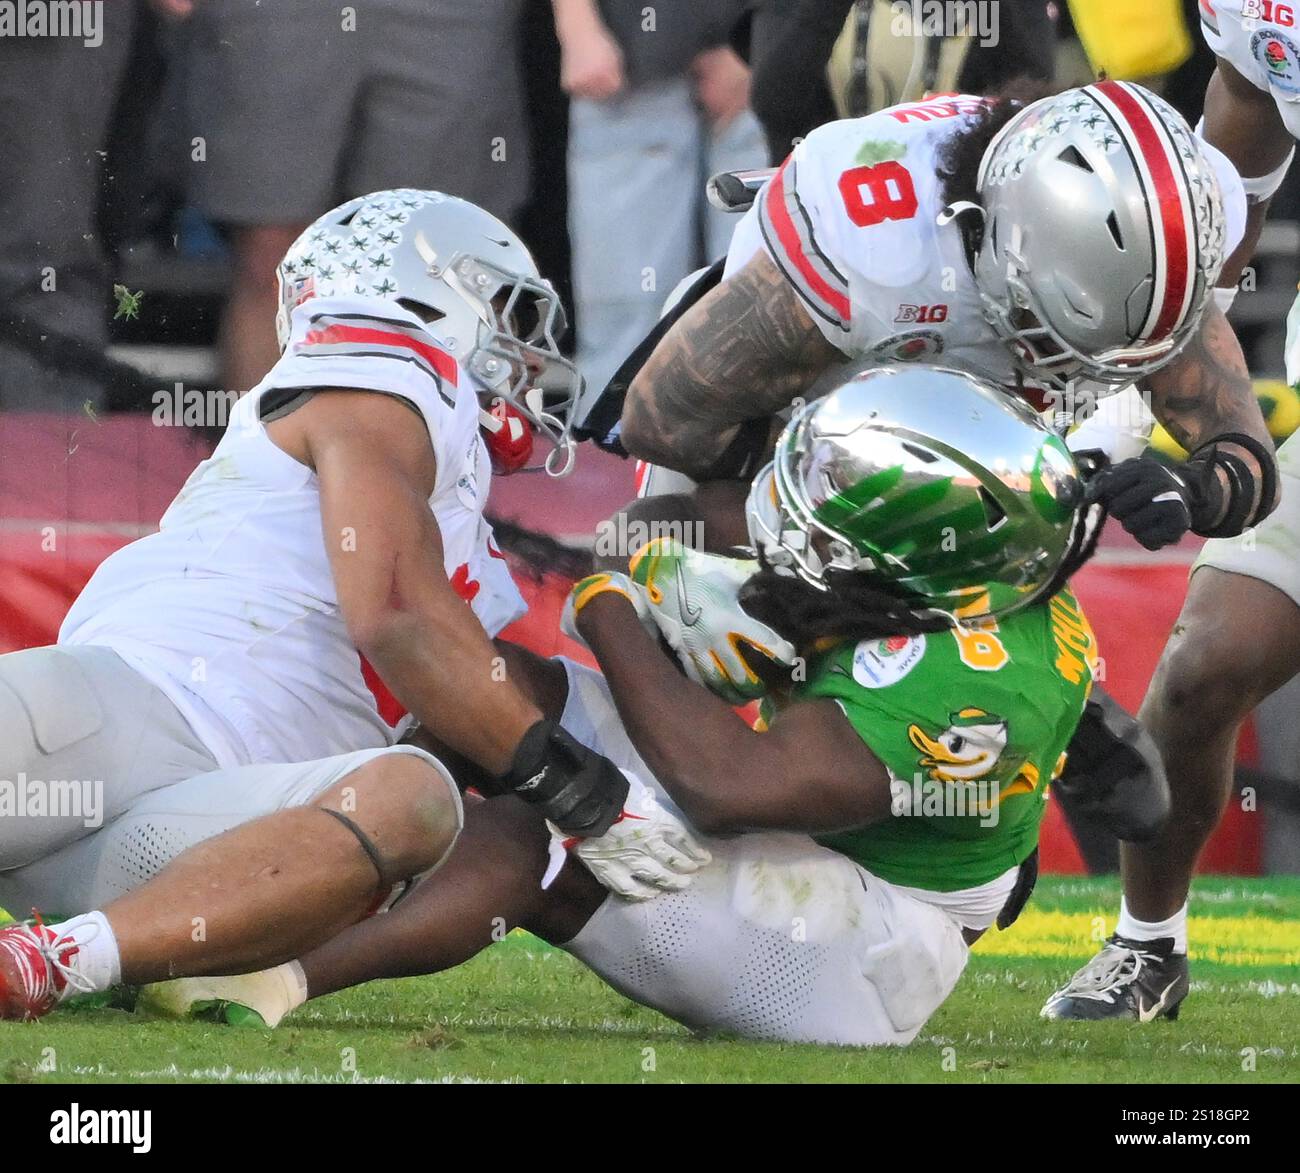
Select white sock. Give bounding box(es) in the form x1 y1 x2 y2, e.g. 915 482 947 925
1116 898 1188 954
46 911 121 998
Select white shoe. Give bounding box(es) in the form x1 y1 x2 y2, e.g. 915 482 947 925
138 963 307 1029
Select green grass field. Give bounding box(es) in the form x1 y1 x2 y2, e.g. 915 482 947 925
1 876 1296 1084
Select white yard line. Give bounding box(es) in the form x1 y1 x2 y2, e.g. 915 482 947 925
63 1063 517 1084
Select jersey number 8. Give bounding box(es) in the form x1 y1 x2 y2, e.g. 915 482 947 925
837 162 919 228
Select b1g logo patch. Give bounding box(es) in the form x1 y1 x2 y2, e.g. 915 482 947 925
851 634 926 689
895 303 949 324
1252 29 1300 93
869 329 945 362
1243 1 1297 28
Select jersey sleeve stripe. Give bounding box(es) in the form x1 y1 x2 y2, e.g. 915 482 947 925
300 316 461 386
1198 0 1219 36
758 159 853 329
294 344 457 407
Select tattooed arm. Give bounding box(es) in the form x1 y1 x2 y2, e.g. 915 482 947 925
620 250 847 479
1139 303 1279 527
1116 56 1286 541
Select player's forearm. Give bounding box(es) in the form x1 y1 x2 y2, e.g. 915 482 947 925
362 605 542 776
619 253 843 477
1203 62 1294 288
621 362 745 478
1219 198 1272 291
576 593 765 832
1140 307 1279 526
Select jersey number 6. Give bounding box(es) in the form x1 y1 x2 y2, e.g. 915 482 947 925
837 162 919 228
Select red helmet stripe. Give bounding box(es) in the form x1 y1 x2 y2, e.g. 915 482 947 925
1091 80 1195 343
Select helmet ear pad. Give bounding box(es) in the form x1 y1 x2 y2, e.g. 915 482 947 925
479 398 535 475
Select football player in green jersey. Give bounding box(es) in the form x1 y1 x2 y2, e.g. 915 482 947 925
144 366 1105 1045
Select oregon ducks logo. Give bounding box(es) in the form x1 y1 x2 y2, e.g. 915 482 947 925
908 707 1008 783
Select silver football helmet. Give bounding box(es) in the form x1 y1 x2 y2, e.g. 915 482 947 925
971 81 1227 390
276 189 578 475
746 366 1087 622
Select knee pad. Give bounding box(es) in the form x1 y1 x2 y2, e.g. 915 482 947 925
1053 689 1171 843
322 752 464 910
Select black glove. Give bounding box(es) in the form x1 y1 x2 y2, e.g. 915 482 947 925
1088 433 1278 550
494 719 629 837
1085 455 1210 550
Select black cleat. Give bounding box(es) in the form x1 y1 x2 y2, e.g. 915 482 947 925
1041 934 1188 1021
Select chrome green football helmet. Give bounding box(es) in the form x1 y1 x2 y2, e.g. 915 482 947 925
745 366 1086 621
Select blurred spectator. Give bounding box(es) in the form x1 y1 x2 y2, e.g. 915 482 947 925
517 0 577 330
750 0 1057 162
169 0 531 394
0 1 138 411
553 0 768 397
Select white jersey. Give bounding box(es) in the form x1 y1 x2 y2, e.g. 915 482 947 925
725 93 1247 406
60 295 526 769
1202 0 1300 136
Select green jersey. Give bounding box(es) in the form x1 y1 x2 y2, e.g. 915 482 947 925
798 590 1097 892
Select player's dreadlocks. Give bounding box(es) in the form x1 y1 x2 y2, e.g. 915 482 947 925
738 498 1107 653
485 513 594 582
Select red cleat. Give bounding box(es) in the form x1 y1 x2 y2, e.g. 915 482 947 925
0 916 82 1021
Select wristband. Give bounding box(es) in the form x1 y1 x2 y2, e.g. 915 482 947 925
1213 285 1238 315
570 571 641 617
1195 119 1293 202
1241 146 1296 203
499 719 629 836
1187 432 1278 537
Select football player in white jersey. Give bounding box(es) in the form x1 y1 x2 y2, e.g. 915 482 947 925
0 190 702 1021
1043 0 1300 1021
590 81 1276 559
571 80 1275 861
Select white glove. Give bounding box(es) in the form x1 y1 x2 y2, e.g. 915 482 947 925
629 538 796 704
542 770 711 901
560 570 657 649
